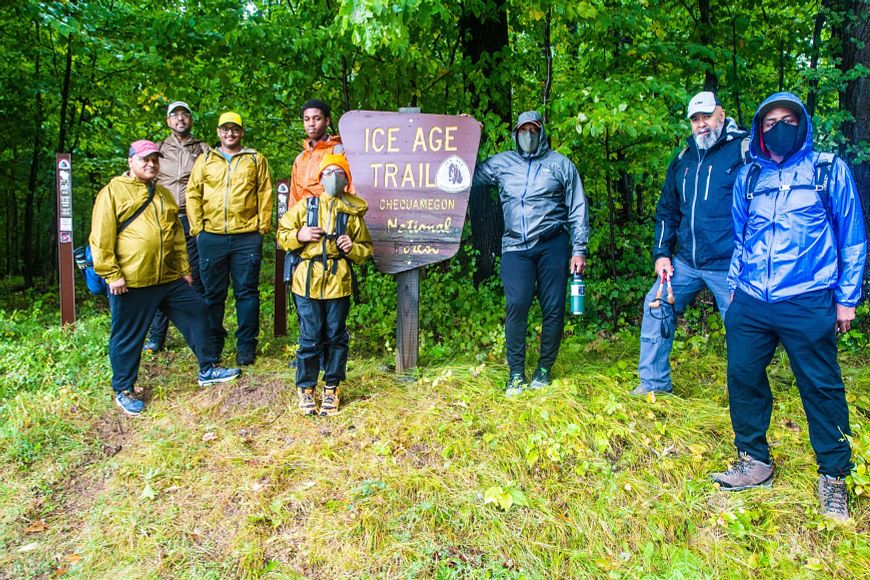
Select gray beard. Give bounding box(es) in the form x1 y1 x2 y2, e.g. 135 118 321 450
695 126 722 150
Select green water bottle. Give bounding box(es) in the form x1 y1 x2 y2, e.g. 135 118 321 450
570 274 585 316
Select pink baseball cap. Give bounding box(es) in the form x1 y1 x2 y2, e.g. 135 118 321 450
128 140 163 158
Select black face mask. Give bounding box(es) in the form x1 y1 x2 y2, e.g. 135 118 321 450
763 121 801 159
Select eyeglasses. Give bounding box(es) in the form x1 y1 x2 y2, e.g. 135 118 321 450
321 169 346 177
763 115 798 131
169 111 191 119
218 126 243 135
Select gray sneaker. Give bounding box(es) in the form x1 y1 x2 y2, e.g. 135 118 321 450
818 475 849 521
629 384 673 397
528 367 551 390
711 452 774 491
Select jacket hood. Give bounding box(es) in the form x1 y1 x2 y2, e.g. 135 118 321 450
301 134 342 151
332 192 368 217
749 92 812 165
512 110 550 158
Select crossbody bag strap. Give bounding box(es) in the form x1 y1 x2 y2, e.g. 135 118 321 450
117 181 156 235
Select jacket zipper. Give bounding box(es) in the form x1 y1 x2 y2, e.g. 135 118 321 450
766 168 784 302
154 193 164 282
681 168 688 203
703 165 712 201
690 150 706 268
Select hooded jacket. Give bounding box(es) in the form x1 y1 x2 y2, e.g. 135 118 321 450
186 148 273 236
473 111 589 255
156 135 209 212
89 174 189 287
653 117 749 271
290 135 344 204
276 192 373 299
728 92 867 306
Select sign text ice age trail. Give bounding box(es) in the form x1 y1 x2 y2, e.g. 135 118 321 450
338 111 482 274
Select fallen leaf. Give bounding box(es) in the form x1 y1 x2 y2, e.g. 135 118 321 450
202 431 217 442
17 542 40 553
25 519 48 534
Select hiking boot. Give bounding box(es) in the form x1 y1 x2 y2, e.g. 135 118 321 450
629 384 673 397
711 452 774 491
505 373 527 397
143 337 163 353
237 351 256 366
529 367 551 390
320 386 340 416
818 475 849 521
297 387 317 416
198 365 242 387
115 390 145 416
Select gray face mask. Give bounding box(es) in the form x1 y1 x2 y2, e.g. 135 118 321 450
518 131 540 154
321 174 348 197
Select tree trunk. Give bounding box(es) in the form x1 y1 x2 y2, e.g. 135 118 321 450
805 7 826 117
24 22 44 287
460 0 510 285
698 0 717 92
836 0 870 270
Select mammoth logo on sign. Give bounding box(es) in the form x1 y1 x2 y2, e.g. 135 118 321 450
338 111 481 274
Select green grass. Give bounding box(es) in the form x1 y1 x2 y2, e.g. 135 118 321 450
0 293 868 579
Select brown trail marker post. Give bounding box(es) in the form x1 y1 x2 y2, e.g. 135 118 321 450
56 153 76 326
338 109 481 373
273 179 290 336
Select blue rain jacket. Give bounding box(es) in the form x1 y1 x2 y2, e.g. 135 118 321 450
728 92 867 306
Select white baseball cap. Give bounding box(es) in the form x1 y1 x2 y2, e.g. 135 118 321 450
687 91 719 118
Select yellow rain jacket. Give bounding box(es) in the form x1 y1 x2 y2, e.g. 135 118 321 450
186 148 273 236
89 174 189 287
277 192 373 299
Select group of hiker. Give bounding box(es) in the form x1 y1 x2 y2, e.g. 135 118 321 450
88 90 866 521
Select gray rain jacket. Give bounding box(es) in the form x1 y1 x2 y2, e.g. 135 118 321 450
473 111 589 255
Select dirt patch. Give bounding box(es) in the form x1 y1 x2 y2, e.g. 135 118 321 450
216 378 289 417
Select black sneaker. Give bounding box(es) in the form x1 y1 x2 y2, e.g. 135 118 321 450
505 373 527 397
529 367 551 390
143 337 163 353
818 475 849 521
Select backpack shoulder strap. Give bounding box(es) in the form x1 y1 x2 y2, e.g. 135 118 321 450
117 182 156 235
740 136 751 165
744 162 762 200
814 152 837 220
306 196 319 228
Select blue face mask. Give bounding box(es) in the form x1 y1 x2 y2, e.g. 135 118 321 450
763 121 800 159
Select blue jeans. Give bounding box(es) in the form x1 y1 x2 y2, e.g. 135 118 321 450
637 258 730 392
295 295 350 389
197 231 263 357
725 289 851 476
500 233 571 375
108 279 218 393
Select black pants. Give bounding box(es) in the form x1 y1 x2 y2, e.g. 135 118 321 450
295 295 350 389
725 289 852 477
197 231 263 357
108 279 217 393
500 233 571 375
147 215 202 345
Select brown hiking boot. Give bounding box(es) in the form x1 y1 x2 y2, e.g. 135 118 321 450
297 387 317 416
711 452 774 491
818 475 849 521
319 386 340 416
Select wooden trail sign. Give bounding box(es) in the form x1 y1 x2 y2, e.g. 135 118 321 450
338 111 482 275
56 154 76 326
339 110 481 372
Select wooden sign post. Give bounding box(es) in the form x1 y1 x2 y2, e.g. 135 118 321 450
273 179 290 337
338 110 481 372
56 154 76 326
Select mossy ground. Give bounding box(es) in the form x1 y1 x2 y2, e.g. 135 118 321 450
0 296 868 579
